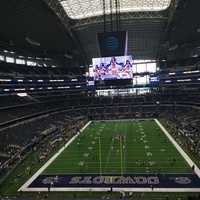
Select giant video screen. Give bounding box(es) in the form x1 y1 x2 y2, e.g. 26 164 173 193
92 55 133 81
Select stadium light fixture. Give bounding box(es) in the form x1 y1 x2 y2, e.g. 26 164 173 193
25 37 40 46
64 53 73 59
169 44 178 51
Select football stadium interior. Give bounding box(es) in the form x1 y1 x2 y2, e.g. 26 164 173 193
0 0 200 199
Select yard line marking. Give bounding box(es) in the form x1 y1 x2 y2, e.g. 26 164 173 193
47 164 190 169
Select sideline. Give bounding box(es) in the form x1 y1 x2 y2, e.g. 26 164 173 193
155 119 200 178
18 121 91 191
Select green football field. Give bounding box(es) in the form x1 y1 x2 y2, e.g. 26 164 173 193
43 120 193 176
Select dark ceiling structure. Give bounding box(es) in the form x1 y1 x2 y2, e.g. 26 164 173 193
0 0 200 68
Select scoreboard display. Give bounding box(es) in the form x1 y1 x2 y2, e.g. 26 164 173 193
92 55 133 88
92 55 133 81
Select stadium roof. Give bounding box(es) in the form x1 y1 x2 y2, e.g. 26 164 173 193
60 0 172 19
0 0 199 67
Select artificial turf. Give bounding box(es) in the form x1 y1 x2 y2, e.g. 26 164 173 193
43 120 193 175
1 119 199 199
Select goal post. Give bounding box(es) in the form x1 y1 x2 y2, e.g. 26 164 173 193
98 136 124 178
98 136 102 177
120 137 124 177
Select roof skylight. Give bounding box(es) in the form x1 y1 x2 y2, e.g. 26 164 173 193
60 0 171 19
